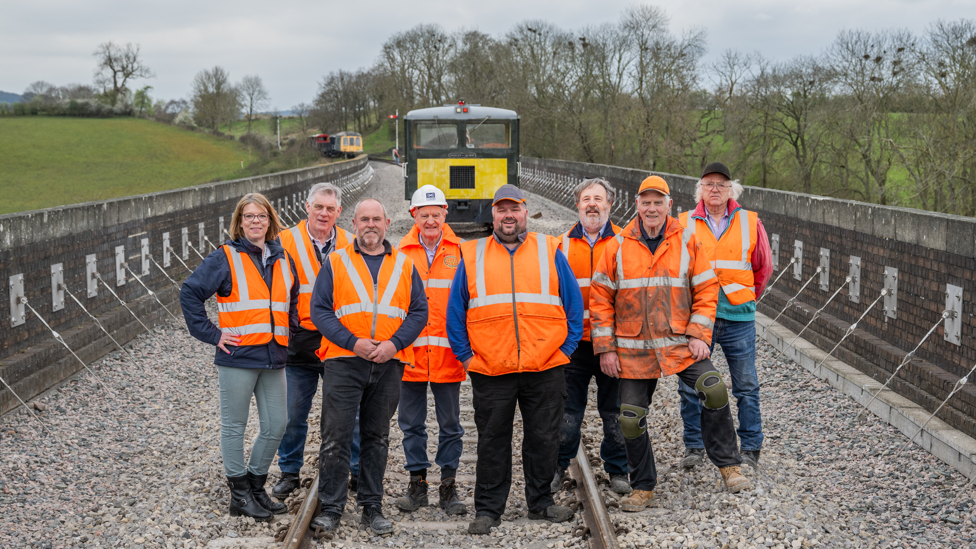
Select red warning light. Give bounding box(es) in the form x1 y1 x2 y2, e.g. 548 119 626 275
463 107 468 113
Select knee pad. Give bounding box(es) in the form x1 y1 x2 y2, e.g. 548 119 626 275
695 372 729 410
619 403 647 439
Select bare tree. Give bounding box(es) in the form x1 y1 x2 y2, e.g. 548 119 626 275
293 102 312 136
239 75 271 134
22 81 57 103
92 42 154 103
191 66 240 132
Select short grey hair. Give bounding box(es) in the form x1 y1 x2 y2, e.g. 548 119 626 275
353 198 388 219
306 182 342 207
573 178 616 205
694 178 744 203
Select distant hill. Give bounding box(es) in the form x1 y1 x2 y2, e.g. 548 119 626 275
0 90 22 104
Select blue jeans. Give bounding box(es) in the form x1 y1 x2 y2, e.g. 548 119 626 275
277 366 361 475
557 341 627 474
678 318 764 452
398 381 464 476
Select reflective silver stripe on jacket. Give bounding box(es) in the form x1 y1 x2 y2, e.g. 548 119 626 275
712 260 752 270
333 248 409 321
592 271 615 290
222 250 290 314
678 226 694 280
617 276 687 290
468 233 563 309
562 234 570 252
424 278 453 289
289 225 316 294
218 299 274 313
221 323 288 337
413 336 452 348
738 209 751 264
689 314 715 330
615 335 688 349
591 326 614 338
721 283 755 294
228 249 250 302
576 277 591 288
690 269 717 287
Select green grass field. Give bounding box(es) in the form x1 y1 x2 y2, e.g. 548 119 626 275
0 117 255 214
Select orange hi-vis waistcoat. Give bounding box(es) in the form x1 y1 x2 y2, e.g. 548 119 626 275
398 224 465 383
589 217 718 379
679 208 758 305
558 222 620 341
459 233 569 376
279 220 354 330
316 242 416 365
216 245 294 347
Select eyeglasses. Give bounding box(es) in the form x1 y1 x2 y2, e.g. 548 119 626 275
243 213 269 222
702 182 730 190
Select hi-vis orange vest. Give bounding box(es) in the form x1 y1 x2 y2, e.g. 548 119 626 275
315 242 416 365
216 245 294 347
558 223 621 342
279 220 354 331
398 224 465 383
459 233 569 376
679 208 758 305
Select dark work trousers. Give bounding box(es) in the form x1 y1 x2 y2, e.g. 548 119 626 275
557 341 627 474
470 366 566 519
398 381 464 477
317 356 403 515
618 358 741 492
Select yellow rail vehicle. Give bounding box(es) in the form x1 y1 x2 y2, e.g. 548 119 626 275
403 102 520 223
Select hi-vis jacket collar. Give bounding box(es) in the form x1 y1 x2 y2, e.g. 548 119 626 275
567 219 617 241
353 238 394 256
690 198 744 221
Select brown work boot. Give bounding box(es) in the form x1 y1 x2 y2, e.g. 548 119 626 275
720 465 752 493
619 489 655 512
394 475 429 511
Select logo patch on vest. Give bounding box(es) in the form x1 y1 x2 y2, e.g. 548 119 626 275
443 255 460 269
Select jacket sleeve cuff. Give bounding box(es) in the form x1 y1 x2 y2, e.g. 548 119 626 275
456 350 474 363
591 336 615 355
685 325 711 346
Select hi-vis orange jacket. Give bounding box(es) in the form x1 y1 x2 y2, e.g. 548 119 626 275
315 241 416 365
679 204 759 305
458 233 569 376
398 224 465 383
590 217 719 379
279 220 354 330
558 221 621 342
216 245 295 347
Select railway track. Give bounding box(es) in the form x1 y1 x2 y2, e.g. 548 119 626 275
278 381 619 549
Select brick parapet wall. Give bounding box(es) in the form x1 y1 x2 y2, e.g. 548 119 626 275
0 157 369 415
520 157 976 436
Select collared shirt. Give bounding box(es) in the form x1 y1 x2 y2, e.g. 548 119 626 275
638 219 666 254
306 223 337 263
705 205 731 237
419 231 443 266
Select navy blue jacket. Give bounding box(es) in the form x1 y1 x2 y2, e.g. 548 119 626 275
180 237 300 369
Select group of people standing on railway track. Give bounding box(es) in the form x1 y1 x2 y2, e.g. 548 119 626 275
179 160 773 538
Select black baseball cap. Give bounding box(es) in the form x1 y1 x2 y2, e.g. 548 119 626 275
701 162 731 180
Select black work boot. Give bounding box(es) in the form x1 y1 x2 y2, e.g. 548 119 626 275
680 448 706 469
361 506 393 535
394 474 429 511
248 471 287 514
272 472 301 499
741 449 761 469
226 475 272 521
310 511 341 538
438 478 468 515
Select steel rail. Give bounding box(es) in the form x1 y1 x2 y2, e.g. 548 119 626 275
279 471 320 549
568 441 620 549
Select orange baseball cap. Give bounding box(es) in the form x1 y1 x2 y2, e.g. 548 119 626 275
638 175 670 196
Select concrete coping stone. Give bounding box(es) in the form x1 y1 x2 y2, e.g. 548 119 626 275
757 311 976 480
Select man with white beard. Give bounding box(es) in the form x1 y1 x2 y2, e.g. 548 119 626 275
551 178 631 495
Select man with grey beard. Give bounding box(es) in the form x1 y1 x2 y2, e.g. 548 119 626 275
552 179 630 496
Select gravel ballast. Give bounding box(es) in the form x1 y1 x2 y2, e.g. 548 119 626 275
1 162 973 548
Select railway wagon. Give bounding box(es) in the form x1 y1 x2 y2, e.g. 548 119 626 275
403 101 520 224
309 131 363 159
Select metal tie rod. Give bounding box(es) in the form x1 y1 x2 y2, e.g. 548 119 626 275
758 266 823 341
902 360 976 452
787 275 853 348
21 298 114 396
123 263 184 328
167 245 194 275
204 235 218 252
94 273 160 344
0 373 59 441
814 289 887 371
189 243 206 262
853 310 951 423
60 283 134 361
150 256 182 292
757 257 798 305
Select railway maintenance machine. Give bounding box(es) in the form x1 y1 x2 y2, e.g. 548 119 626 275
403 101 520 224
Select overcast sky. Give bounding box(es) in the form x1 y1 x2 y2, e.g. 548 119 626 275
1 0 972 109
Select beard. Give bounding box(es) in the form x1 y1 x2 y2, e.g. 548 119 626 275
358 229 383 250
494 217 525 244
580 207 609 232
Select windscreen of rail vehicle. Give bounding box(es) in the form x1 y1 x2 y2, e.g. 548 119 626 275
466 121 510 149
414 122 458 149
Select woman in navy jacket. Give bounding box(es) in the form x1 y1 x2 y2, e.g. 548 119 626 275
180 193 300 521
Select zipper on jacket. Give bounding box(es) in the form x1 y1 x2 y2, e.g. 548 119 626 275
509 252 521 363
370 282 379 339
265 254 275 369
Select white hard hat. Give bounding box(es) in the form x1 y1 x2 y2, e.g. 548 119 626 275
410 185 447 211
